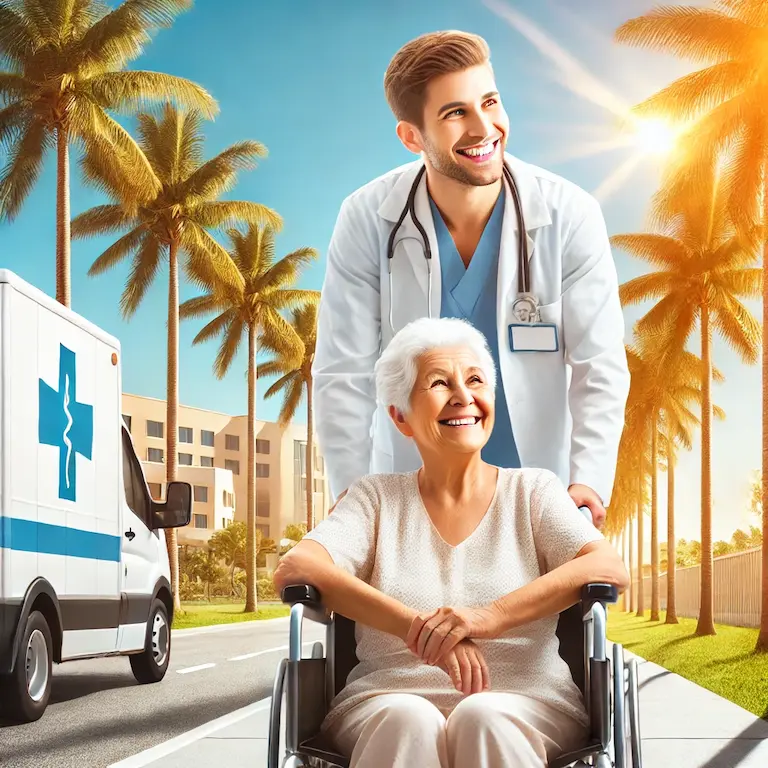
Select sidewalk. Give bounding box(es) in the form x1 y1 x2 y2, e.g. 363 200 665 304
121 647 768 767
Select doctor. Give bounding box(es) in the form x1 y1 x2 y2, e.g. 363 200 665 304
312 30 630 528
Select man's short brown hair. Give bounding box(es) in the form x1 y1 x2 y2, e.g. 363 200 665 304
384 31 491 127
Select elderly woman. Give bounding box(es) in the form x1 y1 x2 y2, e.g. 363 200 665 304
273 317 628 768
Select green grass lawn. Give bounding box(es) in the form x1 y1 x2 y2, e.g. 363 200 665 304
172 601 290 630
607 608 768 719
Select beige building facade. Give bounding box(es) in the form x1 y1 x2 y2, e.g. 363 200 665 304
121 393 330 547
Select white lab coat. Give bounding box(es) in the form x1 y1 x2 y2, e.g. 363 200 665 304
312 152 630 506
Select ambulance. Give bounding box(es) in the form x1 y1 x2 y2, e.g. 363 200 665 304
0 270 191 722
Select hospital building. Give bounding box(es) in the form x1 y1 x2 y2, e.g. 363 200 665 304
120 393 331 546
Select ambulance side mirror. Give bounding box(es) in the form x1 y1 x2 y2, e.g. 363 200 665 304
151 481 192 529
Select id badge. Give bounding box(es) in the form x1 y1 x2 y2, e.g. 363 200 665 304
508 322 559 353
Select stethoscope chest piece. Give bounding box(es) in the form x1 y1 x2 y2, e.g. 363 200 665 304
511 292 540 324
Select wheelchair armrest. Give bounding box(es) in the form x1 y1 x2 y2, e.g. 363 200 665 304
282 584 325 609
281 584 332 629
580 583 619 606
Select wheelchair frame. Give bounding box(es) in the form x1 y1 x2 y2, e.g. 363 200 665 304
268 583 642 768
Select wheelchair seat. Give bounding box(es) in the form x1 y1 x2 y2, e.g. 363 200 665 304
268 583 642 768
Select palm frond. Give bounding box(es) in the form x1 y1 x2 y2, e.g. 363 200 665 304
618 272 676 306
716 267 761 299
183 141 270 204
179 222 243 291
274 375 304 428
0 72 37 101
87 225 146 274
193 200 283 233
119 233 163 318
0 116 50 221
75 0 194 72
610 233 688 268
213 315 245 379
711 294 761 365
179 293 229 321
0 102 31 146
87 70 217 118
256 359 292 379
614 7 753 63
255 248 319 292
190 309 237 347
0 4 36 65
71 203 134 238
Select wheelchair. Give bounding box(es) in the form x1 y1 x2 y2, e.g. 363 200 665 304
268 582 642 768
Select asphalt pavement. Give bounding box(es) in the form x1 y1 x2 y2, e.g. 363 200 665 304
0 616 324 768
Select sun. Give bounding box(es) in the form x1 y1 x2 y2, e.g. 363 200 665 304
630 117 679 156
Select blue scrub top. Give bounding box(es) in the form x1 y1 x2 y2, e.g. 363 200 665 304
429 192 521 469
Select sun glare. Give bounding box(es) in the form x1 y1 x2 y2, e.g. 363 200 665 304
630 117 679 156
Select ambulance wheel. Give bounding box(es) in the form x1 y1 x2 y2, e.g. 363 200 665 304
1 610 53 722
130 599 171 684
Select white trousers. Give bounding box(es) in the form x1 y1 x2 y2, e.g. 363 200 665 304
324 691 588 768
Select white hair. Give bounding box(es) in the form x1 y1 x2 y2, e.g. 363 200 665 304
374 317 497 413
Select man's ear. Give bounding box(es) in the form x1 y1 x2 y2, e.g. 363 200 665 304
388 404 414 437
395 120 424 155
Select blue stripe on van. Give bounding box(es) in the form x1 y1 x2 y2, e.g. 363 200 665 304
0 517 121 562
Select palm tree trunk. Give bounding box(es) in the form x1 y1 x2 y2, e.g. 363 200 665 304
666 437 679 624
55 125 71 308
757 193 768 652
697 305 716 636
621 526 629 612
166 240 181 613
305 376 314 532
636 471 644 618
651 413 660 621
628 515 635 613
245 321 258 613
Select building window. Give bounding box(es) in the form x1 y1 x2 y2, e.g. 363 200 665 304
200 455 214 468
257 523 270 539
256 496 270 518
194 485 208 503
225 434 239 451
193 514 207 529
201 429 214 447
222 490 234 507
225 459 240 475
147 420 163 438
122 414 132 432
256 439 270 454
222 517 228 529
316 454 324 473
256 463 269 478
147 447 164 463
179 426 193 443
148 482 163 500
179 452 193 466
314 478 324 493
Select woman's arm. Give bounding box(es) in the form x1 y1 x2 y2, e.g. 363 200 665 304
274 540 418 642
486 538 629 635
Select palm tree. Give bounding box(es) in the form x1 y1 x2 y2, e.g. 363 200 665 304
258 299 321 532
71 106 281 611
179 224 318 612
614 0 768 651
0 0 215 308
611 166 761 636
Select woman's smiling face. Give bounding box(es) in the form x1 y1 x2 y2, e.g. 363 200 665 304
390 345 495 455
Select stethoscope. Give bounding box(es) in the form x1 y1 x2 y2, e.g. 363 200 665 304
385 161 537 332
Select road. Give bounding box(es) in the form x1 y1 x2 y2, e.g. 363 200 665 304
0 617 325 768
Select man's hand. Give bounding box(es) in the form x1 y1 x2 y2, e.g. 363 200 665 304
406 605 500 666
435 639 490 696
568 483 606 529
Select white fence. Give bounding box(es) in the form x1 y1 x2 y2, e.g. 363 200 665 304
631 547 762 628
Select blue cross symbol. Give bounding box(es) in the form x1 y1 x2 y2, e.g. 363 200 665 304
39 344 94 502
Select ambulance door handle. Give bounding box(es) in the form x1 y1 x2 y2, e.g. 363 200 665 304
124 528 136 541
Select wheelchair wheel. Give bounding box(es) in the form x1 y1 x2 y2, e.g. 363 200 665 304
626 656 642 768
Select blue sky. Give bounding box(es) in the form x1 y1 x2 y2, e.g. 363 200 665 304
0 0 759 544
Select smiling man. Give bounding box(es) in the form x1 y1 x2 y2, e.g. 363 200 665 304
312 30 630 529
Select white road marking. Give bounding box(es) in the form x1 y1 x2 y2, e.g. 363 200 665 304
176 663 216 675
106 698 270 767
228 640 317 661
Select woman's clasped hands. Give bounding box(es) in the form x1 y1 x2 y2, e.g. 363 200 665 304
405 605 500 696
